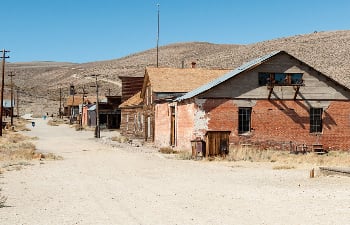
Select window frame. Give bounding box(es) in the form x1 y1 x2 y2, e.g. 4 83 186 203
310 108 323 133
258 72 303 86
238 107 252 134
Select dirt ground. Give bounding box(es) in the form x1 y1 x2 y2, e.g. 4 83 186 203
0 116 350 225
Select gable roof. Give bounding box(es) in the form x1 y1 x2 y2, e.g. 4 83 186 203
143 67 231 94
119 91 143 108
176 50 350 102
66 95 97 106
176 51 281 101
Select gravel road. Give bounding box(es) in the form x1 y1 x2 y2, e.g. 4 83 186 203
1 117 349 225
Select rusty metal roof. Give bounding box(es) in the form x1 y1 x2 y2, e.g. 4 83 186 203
145 67 231 93
119 91 143 108
176 50 282 101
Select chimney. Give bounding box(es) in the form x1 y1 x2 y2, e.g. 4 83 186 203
191 62 196 68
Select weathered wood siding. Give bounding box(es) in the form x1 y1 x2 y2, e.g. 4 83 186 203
200 53 350 100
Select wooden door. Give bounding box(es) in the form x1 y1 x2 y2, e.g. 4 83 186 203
205 131 230 157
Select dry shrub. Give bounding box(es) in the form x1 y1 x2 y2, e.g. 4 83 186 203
159 147 178 154
43 153 63 160
175 150 192 160
111 136 128 143
227 146 286 162
227 146 350 167
0 141 36 161
14 118 30 131
47 118 67 126
273 165 296 170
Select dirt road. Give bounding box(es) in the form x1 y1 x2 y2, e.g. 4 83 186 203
1 117 350 225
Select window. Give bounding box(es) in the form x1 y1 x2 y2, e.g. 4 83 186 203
310 108 323 133
258 73 303 86
291 73 303 84
238 107 252 134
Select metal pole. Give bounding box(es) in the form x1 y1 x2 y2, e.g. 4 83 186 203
8 71 15 126
80 86 87 130
0 49 10 136
156 3 160 68
93 75 100 138
16 88 19 117
59 87 62 118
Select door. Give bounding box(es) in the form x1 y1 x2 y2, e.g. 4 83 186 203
205 131 230 157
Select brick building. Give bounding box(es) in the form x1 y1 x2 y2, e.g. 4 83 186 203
170 51 350 155
120 51 350 155
119 66 230 143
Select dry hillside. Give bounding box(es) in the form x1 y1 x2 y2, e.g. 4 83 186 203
5 30 350 116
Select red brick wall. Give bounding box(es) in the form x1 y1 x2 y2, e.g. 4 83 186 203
176 103 195 149
154 103 171 147
200 99 350 151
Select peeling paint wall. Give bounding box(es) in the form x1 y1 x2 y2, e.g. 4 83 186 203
193 98 209 139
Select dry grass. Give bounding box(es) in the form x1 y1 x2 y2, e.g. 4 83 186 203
272 165 296 170
111 135 129 143
159 147 178 154
226 146 350 167
175 151 192 160
0 118 62 169
47 118 63 126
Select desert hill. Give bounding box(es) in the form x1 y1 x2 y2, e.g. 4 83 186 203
6 30 350 116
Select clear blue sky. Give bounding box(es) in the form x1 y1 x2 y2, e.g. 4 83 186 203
2 0 350 63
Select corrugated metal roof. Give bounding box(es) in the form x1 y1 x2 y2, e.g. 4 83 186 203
176 50 282 101
88 105 96 111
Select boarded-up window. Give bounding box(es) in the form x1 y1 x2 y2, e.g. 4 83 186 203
310 108 323 133
238 107 251 134
126 114 129 131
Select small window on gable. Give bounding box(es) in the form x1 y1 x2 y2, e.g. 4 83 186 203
258 73 270 86
274 73 286 85
310 108 323 133
291 73 303 84
258 73 303 86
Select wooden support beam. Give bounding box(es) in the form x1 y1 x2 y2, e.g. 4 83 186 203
268 86 274 100
293 86 301 100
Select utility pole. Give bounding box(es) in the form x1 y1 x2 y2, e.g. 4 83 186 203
80 86 88 130
16 88 19 118
91 75 100 138
59 87 62 118
8 71 15 126
0 49 10 136
156 3 160 68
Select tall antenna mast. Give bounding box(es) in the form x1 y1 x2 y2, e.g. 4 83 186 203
156 3 160 68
